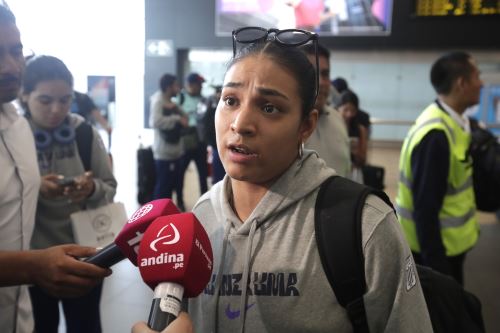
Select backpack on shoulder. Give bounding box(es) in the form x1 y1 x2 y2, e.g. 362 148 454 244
75 122 93 171
468 118 500 212
137 146 156 204
314 176 485 333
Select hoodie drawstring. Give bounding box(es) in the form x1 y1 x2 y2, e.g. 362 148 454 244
212 221 231 333
239 219 258 333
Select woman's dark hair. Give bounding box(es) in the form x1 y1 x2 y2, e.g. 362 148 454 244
160 73 177 93
227 42 316 118
335 90 359 109
331 77 349 93
430 51 473 95
22 55 73 95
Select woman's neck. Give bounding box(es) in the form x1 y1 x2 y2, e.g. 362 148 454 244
229 179 269 222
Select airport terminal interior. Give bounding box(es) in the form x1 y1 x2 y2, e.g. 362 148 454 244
3 0 500 332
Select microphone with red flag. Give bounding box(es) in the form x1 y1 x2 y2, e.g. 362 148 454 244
84 199 180 267
137 212 213 331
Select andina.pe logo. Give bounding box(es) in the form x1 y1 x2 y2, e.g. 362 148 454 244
140 222 184 268
128 204 154 223
150 223 180 251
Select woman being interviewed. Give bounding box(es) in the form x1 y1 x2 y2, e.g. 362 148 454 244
20 55 116 333
187 28 431 332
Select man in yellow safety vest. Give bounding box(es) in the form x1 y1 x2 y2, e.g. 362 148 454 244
396 51 483 285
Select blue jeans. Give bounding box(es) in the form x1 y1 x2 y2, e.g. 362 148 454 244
178 144 208 205
153 158 183 205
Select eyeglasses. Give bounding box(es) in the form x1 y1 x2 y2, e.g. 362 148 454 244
232 26 319 106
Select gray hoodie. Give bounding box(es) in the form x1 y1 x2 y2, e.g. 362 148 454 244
189 150 432 333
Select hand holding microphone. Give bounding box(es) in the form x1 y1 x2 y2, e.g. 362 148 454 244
137 213 213 331
131 312 193 333
85 199 180 267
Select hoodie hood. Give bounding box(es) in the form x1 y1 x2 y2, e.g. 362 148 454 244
191 150 336 333
210 149 335 235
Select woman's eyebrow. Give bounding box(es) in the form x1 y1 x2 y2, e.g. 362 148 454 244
36 94 72 99
224 82 289 100
224 81 242 89
256 87 288 101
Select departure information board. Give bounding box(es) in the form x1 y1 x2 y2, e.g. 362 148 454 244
415 0 500 16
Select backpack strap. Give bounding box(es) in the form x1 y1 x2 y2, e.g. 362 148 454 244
75 122 93 171
178 92 185 106
314 176 393 333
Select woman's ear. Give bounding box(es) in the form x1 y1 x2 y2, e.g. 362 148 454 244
300 108 319 142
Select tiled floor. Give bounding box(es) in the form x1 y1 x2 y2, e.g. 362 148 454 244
58 142 499 332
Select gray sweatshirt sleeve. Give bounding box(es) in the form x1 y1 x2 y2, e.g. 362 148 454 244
86 127 117 207
362 195 433 333
149 92 182 130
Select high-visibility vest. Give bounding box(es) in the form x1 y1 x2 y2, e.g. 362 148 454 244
396 103 479 256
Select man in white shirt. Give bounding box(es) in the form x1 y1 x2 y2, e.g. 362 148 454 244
0 6 111 332
301 43 351 177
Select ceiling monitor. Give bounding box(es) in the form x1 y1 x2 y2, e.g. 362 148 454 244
215 0 394 37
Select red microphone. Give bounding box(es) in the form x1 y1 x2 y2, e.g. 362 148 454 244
137 212 213 331
85 199 180 267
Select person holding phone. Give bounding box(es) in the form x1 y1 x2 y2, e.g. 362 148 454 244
20 55 117 333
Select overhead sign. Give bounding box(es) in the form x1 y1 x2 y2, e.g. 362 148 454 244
146 39 174 57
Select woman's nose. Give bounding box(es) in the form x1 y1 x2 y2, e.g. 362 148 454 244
230 104 255 136
51 102 67 115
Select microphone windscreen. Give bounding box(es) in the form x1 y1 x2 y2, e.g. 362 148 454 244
138 213 213 297
115 199 180 265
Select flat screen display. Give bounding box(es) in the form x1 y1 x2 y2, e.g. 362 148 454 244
215 0 393 36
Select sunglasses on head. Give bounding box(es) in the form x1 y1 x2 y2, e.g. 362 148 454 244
232 26 319 106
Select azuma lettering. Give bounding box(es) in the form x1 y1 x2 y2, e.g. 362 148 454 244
204 272 299 297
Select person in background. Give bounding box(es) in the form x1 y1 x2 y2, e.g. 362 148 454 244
187 27 431 332
20 55 117 333
331 76 371 136
301 43 351 177
286 0 325 31
396 51 482 285
177 72 209 209
72 90 112 135
336 90 368 183
203 84 225 184
0 6 110 332
149 73 188 209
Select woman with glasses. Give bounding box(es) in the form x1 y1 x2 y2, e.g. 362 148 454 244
135 27 431 333
20 55 116 333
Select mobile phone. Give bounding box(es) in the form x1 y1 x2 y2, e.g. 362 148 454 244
57 177 76 187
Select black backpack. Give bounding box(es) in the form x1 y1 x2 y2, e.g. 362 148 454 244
314 176 485 333
75 122 93 171
137 146 156 204
468 118 500 212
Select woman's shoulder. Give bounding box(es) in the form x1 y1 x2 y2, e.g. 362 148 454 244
361 194 397 245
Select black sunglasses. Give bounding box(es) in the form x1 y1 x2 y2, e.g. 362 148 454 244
232 26 319 106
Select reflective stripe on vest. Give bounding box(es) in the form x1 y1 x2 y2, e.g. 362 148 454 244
396 204 476 228
396 103 478 256
399 171 473 196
